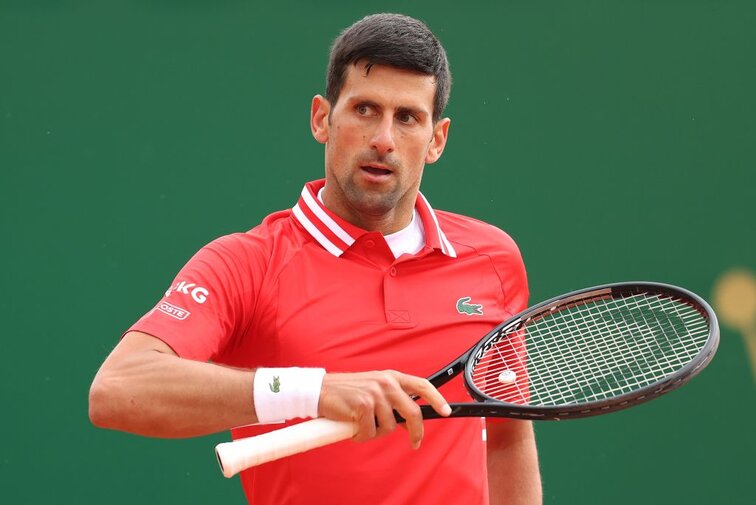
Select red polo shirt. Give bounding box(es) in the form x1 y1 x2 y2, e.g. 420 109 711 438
130 179 528 505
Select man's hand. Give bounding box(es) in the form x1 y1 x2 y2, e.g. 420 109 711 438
318 371 451 449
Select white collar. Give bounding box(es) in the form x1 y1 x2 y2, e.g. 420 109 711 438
291 179 457 258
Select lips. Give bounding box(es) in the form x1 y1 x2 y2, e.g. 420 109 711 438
356 155 398 182
361 165 392 176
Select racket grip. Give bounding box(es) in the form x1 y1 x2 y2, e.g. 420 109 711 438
215 418 357 478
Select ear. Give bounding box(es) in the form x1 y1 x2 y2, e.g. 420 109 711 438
425 118 451 164
311 95 330 144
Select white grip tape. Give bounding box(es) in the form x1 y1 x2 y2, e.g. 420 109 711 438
215 418 357 478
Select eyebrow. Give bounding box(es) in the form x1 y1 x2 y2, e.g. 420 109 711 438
350 97 429 118
396 105 427 118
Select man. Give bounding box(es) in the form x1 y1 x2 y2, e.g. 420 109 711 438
89 13 541 504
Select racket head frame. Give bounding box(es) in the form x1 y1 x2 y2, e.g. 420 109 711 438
457 281 720 420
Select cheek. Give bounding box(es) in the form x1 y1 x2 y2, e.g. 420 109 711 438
403 136 432 162
326 130 359 170
331 123 363 148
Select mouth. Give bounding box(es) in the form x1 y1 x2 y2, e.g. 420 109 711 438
360 164 393 177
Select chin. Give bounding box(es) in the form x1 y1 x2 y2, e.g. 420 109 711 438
354 199 396 216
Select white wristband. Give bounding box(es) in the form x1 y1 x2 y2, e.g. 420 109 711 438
253 367 326 424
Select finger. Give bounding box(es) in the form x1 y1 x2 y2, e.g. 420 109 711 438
352 398 378 443
373 400 397 438
399 375 452 418
392 396 423 449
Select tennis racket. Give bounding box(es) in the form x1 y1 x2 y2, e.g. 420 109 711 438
216 281 718 477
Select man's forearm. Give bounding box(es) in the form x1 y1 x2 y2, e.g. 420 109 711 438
89 332 451 444
487 420 542 505
89 331 257 438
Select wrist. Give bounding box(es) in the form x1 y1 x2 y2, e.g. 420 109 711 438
253 367 326 424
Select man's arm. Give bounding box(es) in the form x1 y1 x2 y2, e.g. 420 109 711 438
487 419 542 505
88 331 256 437
89 331 450 444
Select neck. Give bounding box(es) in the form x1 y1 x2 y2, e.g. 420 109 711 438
321 185 417 235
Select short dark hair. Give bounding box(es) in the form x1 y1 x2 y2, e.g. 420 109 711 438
325 13 451 122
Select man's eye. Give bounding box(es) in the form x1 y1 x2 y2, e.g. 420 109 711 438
398 113 416 124
357 104 371 115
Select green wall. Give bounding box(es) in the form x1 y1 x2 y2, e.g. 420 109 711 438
2 1 753 503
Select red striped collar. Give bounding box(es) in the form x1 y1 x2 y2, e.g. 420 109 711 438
292 179 457 258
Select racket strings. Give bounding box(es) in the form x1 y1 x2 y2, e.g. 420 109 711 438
471 292 710 407
493 298 703 393
490 298 708 402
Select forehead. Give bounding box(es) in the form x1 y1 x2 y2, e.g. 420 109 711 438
338 62 436 112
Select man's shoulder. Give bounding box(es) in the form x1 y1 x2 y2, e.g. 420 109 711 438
435 209 520 252
200 208 304 261
436 210 528 301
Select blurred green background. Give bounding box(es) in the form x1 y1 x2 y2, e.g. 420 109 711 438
1 1 754 503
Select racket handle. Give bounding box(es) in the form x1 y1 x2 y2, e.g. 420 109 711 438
215 418 357 478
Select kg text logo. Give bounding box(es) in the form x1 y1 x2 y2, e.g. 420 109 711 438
165 281 209 304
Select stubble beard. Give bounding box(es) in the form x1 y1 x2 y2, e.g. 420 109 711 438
341 176 402 217
345 150 411 217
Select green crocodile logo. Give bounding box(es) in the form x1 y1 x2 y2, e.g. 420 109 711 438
456 297 483 316
269 376 281 393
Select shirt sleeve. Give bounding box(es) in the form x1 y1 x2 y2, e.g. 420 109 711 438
127 233 265 361
489 228 529 317
486 227 530 422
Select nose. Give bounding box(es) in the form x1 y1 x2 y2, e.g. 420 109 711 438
370 116 395 157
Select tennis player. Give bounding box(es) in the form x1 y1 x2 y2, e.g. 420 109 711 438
89 13 541 504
